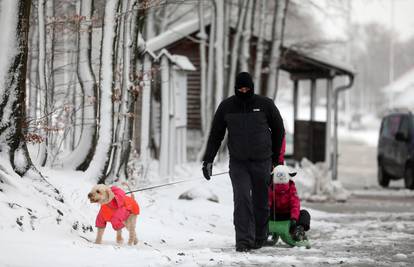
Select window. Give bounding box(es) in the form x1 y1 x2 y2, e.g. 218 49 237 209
381 115 401 139
380 119 389 137
412 116 414 139
399 116 410 137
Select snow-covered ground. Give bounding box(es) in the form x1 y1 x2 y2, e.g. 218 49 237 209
1 93 410 266
1 162 414 267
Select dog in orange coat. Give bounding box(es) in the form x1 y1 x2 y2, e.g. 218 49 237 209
87 184 140 245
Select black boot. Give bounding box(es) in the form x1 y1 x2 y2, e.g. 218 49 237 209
236 244 251 252
292 225 306 241
251 239 266 249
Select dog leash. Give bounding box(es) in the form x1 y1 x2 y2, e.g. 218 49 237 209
125 171 229 194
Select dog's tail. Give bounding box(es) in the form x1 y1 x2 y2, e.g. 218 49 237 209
122 182 135 199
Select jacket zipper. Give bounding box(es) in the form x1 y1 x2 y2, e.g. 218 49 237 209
244 101 249 158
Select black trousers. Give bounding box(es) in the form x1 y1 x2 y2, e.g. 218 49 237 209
229 157 272 247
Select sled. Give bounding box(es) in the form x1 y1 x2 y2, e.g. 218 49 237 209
268 220 311 249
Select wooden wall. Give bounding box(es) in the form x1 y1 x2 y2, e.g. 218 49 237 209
167 38 202 130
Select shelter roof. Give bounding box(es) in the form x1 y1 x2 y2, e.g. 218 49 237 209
279 46 355 80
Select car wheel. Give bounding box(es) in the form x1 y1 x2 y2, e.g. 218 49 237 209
404 166 414 190
378 165 390 187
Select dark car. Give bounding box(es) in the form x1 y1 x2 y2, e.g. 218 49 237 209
377 112 414 189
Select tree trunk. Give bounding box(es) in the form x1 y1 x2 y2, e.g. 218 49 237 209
145 5 155 39
139 54 151 170
227 0 249 97
37 0 48 166
44 0 57 166
27 6 39 122
107 0 128 181
253 0 266 93
198 0 208 134
273 0 290 101
62 0 98 171
213 0 224 110
197 1 216 162
85 0 120 182
121 0 144 180
239 0 253 72
110 0 142 181
0 0 33 176
205 4 215 128
266 0 280 98
159 55 170 178
222 0 231 88
158 0 168 34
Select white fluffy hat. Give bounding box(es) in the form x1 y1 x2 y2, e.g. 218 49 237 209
272 165 297 184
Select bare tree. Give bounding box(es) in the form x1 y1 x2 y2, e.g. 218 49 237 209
109 0 142 181
198 0 208 134
61 0 98 171
106 0 128 181
27 4 39 123
205 2 215 128
253 0 266 92
213 0 225 110
273 0 290 100
0 0 33 176
121 1 145 180
86 0 147 182
239 0 254 72
37 0 48 166
222 0 231 88
266 0 280 98
85 0 120 182
227 0 249 97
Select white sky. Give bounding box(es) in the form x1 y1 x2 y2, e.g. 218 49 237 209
352 0 414 41
313 0 414 41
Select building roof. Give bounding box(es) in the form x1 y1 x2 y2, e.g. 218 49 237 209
279 46 355 80
145 20 356 80
146 15 212 52
159 49 196 71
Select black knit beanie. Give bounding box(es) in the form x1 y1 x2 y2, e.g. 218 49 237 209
234 72 254 99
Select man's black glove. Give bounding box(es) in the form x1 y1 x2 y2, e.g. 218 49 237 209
202 162 213 180
289 219 297 234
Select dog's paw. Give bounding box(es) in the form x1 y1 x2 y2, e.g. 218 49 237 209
116 238 124 245
128 236 138 246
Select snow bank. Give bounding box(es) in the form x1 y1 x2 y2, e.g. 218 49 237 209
0 166 91 234
179 187 219 203
295 158 350 202
393 253 408 260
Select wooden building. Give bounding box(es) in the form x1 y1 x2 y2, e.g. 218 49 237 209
146 18 206 130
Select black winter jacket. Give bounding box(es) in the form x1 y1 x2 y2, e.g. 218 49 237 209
203 94 285 165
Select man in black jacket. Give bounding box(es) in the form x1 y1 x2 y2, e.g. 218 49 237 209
202 72 285 252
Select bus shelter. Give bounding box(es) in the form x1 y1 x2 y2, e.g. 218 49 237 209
279 46 355 180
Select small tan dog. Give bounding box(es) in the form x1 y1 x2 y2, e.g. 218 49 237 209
87 183 140 245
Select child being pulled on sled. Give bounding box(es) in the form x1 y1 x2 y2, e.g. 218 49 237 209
268 135 311 241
